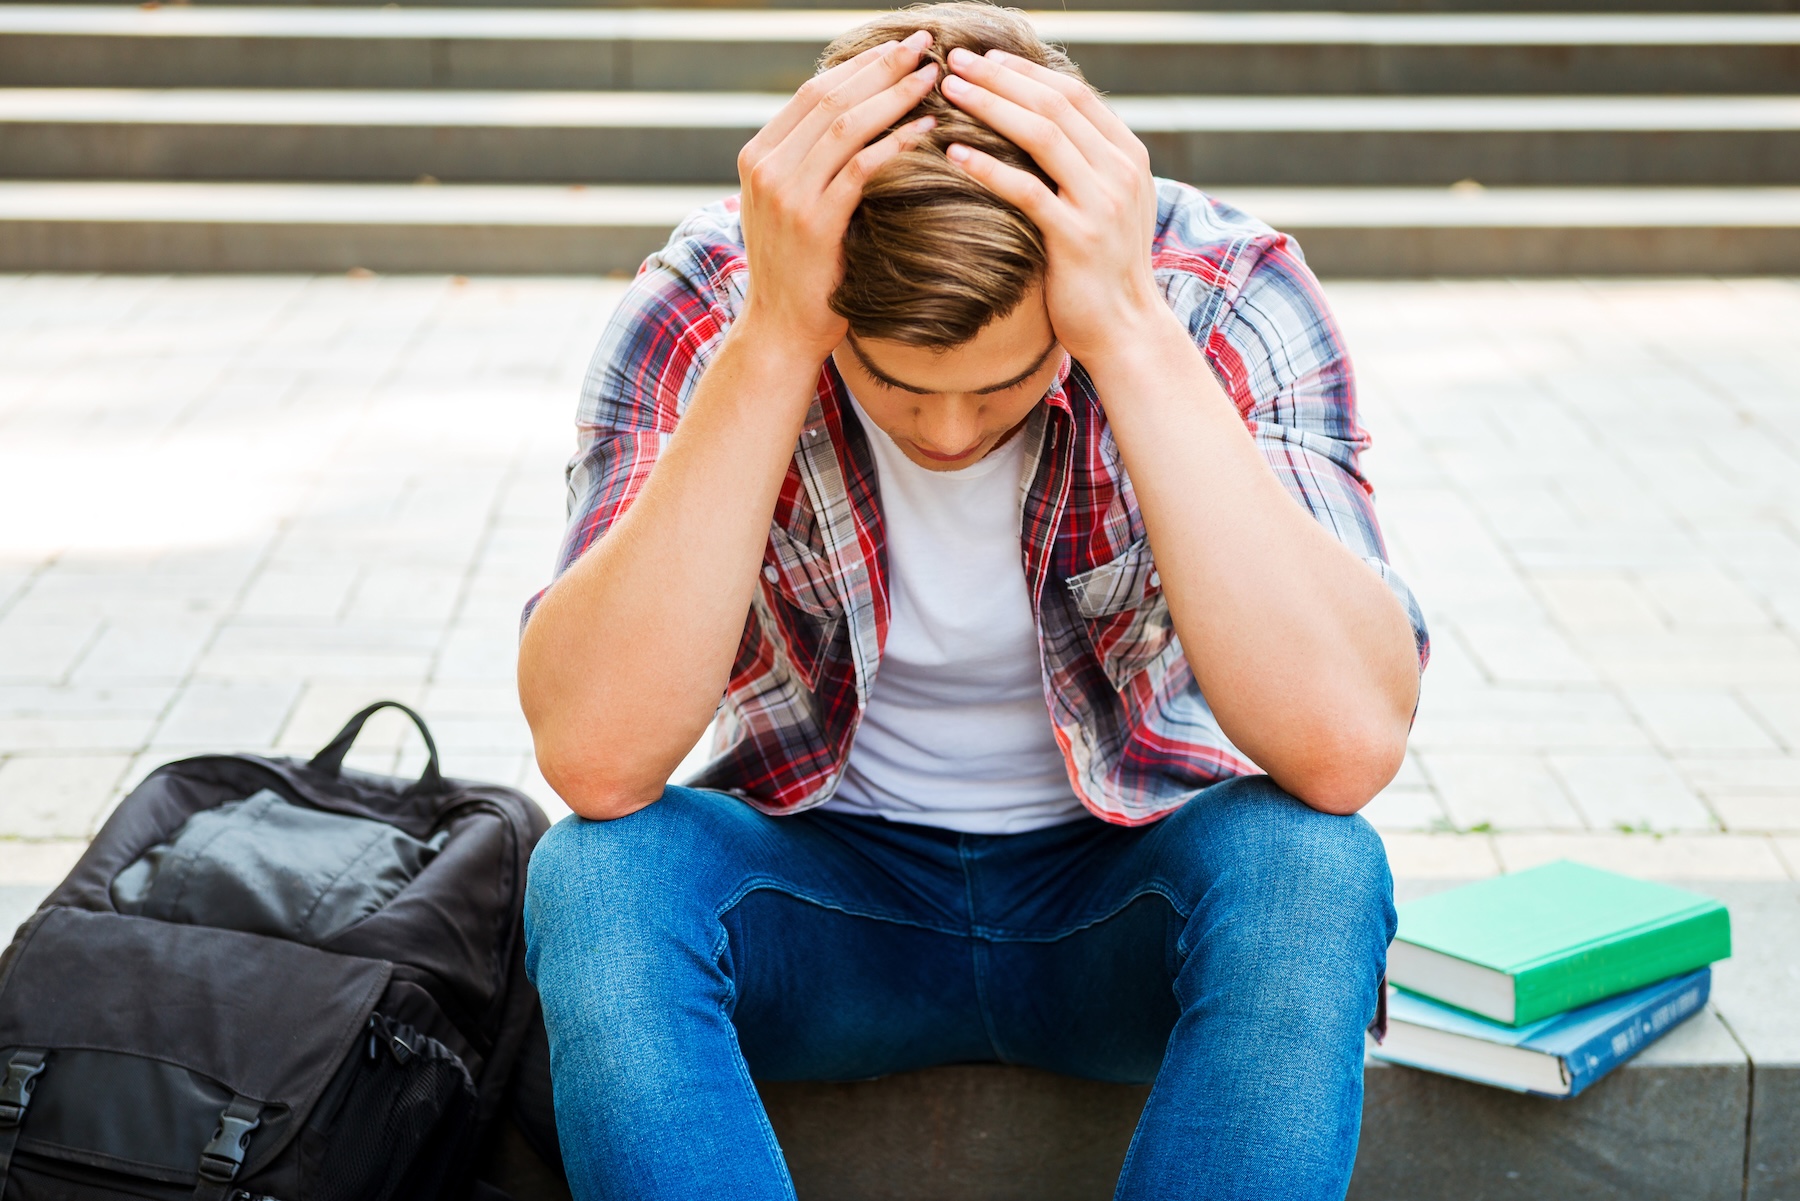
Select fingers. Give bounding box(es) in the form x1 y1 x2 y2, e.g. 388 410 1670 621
740 39 899 173
819 114 939 214
984 49 1145 163
762 32 935 178
943 141 1062 231
790 60 939 194
940 64 1096 201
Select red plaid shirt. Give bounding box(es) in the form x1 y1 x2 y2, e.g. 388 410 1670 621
530 180 1428 826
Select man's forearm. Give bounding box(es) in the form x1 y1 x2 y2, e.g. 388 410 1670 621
1081 307 1420 814
518 319 822 819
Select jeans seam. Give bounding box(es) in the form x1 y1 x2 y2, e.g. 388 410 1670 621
711 908 798 1198
958 836 1007 1062
720 990 800 1199
1111 1055 1176 1201
968 879 1193 944
711 875 969 939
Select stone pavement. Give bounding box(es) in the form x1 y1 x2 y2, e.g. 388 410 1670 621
2 273 1798 928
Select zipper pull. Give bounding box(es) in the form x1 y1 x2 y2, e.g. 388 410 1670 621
388 1024 416 1066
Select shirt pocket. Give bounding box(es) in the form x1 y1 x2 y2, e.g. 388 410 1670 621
1063 537 1178 691
759 523 844 689
764 522 840 620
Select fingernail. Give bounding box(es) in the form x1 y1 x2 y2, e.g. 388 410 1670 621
915 62 938 80
946 143 971 162
912 115 938 132
986 48 1008 60
904 30 931 49
941 74 967 94
947 47 976 68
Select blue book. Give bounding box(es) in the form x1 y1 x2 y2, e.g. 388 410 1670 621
1369 967 1711 1098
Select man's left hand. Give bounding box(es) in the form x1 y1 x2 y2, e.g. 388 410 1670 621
939 47 1165 365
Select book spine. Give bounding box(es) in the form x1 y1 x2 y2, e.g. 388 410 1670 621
1560 971 1711 1098
1514 903 1730 1025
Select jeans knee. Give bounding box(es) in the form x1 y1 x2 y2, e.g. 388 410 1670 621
1170 775 1396 949
1273 794 1390 922
524 787 747 986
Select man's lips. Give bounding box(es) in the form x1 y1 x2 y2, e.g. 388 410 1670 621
912 441 982 462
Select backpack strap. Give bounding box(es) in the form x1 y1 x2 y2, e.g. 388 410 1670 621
193 1094 261 1200
0 1049 48 1192
309 700 446 797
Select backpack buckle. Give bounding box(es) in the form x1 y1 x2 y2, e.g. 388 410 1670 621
199 1108 261 1182
0 1054 46 1126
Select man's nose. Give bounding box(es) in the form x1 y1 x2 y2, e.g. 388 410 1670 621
915 401 984 453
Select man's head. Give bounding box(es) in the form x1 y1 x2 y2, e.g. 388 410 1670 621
820 3 1085 350
819 4 1089 470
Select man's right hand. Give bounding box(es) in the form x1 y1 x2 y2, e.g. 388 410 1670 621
519 33 938 821
735 30 939 364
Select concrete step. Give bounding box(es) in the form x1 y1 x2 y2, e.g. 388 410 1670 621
16 0 1799 14
756 881 1800 1201
749 1007 1752 1201
3 181 1797 275
6 90 1800 185
6 7 1800 95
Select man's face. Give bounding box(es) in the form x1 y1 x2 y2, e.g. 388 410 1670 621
831 286 1064 472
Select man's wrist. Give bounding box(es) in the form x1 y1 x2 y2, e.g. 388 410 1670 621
1057 269 1169 361
1075 298 1197 401
674 310 834 442
731 301 843 380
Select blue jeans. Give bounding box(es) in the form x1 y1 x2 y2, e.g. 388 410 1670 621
523 775 1395 1201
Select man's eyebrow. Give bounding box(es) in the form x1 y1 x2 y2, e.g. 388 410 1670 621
848 337 1059 396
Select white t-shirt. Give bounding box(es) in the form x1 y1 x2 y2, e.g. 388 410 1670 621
822 396 1088 834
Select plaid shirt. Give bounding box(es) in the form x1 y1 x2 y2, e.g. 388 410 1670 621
531 179 1428 826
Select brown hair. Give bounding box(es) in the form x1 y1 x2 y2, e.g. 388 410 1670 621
820 4 1087 349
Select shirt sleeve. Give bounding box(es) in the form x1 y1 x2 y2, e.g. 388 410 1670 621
519 225 737 631
1190 232 1430 669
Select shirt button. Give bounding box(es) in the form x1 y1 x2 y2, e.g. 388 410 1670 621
763 565 779 583
1149 570 1161 589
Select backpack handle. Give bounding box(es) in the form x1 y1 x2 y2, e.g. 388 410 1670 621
309 701 446 796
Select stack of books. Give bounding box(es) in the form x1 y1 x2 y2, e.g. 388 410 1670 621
1370 859 1732 1098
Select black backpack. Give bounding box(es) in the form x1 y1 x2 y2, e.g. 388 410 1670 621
0 702 563 1200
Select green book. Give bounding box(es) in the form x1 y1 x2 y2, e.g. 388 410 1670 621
1389 860 1731 1026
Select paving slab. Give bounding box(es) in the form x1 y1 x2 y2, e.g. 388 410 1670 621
3 274 1797 849
1 273 1796 1199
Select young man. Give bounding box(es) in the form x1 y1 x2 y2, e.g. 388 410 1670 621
518 5 1428 1198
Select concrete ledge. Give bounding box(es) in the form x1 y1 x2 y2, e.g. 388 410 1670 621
3 182 1797 276
750 1009 1748 1201
1356 1007 1749 1201
0 181 724 272
1703 883 1800 1201
748 884 1800 1201
4 90 1800 185
4 8 1798 95
761 1068 1146 1201
10 0 1796 13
